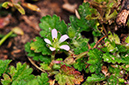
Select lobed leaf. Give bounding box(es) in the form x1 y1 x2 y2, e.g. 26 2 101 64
102 53 123 64
39 15 67 38
87 49 103 74
25 41 51 63
86 74 105 82
73 38 89 54
1 62 35 85
0 60 11 76
30 37 51 55
74 57 87 71
69 2 97 33
55 65 83 85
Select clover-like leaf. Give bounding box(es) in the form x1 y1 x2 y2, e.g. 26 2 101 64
0 59 11 76
39 15 67 38
55 65 83 85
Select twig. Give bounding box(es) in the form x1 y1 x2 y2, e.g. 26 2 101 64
28 57 46 73
93 34 108 48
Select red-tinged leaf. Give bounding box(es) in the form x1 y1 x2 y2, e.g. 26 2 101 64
55 65 83 85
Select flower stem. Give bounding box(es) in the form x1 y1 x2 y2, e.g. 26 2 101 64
75 51 88 60
0 31 13 46
51 51 56 60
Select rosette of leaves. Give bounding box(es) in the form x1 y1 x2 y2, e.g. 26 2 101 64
25 15 69 63
55 65 84 85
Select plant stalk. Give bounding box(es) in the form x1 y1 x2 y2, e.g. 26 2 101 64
0 31 13 46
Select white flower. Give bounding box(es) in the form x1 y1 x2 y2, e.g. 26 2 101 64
44 28 70 51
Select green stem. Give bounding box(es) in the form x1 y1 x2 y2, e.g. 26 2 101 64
0 31 13 46
51 51 56 60
75 51 88 60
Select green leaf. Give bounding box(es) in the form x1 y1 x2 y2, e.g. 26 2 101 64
1 62 35 85
11 73 49 85
2 2 12 9
107 75 118 85
74 57 87 71
86 74 105 82
125 36 129 43
87 49 103 74
1 73 12 85
69 2 97 32
25 42 51 63
0 59 11 76
40 63 51 71
36 73 49 85
102 53 123 64
39 15 67 38
73 38 89 54
108 33 120 44
30 37 52 55
68 26 76 38
55 65 84 85
14 4 25 15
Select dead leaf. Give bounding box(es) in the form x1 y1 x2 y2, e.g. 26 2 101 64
22 3 41 12
21 16 40 31
49 79 55 85
0 14 11 29
62 0 77 13
102 65 110 77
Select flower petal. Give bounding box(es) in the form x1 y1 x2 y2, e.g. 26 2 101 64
52 29 57 39
60 45 70 51
59 34 69 43
44 39 51 44
49 47 56 51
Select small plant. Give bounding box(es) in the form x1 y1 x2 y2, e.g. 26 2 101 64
0 1 129 85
